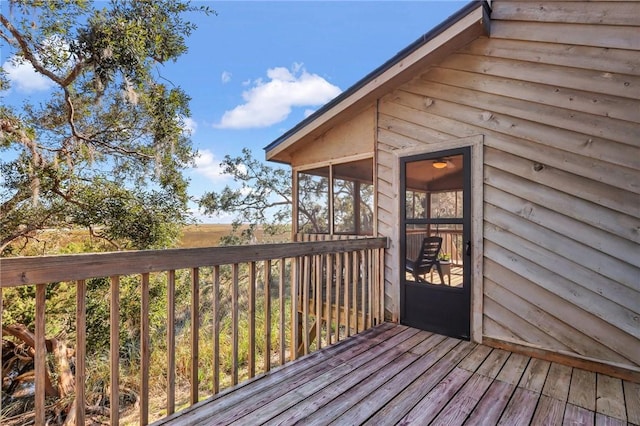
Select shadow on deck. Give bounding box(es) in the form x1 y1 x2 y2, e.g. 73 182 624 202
153 323 638 426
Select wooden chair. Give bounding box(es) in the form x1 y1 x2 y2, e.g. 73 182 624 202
405 236 446 284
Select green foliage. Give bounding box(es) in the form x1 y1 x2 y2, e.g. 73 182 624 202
0 0 214 254
1 282 75 335
199 148 292 245
199 149 375 242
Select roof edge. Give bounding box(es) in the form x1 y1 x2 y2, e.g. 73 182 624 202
264 0 490 159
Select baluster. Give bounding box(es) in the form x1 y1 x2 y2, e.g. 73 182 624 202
278 259 286 365
110 276 120 426
290 256 299 361
302 255 310 355
140 273 150 425
335 252 342 343
376 248 382 324
213 266 220 394
325 253 332 345
264 259 272 372
358 250 369 331
191 268 199 404
231 263 239 385
367 249 373 328
315 255 322 350
344 251 351 338
167 270 176 414
249 262 256 378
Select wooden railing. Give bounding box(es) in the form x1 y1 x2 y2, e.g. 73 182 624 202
0 237 386 425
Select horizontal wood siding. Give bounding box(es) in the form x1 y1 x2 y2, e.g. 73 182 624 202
376 1 640 369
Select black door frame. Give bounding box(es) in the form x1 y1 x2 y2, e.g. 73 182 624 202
399 146 472 339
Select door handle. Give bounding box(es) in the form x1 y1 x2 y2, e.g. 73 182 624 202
466 241 471 256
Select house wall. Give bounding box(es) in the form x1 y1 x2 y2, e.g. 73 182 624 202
289 104 375 168
376 1 640 370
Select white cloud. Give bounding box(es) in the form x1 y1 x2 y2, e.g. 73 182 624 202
193 149 226 181
303 109 316 118
221 71 232 84
182 117 198 135
2 57 55 93
215 64 341 129
3 36 72 94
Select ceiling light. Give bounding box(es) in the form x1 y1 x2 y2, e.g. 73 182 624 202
432 160 447 169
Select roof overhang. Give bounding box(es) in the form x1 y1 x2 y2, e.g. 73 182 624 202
265 1 490 164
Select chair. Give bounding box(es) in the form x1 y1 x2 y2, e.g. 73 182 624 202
405 236 446 284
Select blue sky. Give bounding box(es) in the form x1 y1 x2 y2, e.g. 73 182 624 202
1 1 469 222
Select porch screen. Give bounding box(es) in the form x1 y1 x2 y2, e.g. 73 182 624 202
297 158 373 235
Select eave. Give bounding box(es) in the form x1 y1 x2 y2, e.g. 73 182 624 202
265 1 491 164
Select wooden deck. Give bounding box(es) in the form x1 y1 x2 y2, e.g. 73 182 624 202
154 323 639 426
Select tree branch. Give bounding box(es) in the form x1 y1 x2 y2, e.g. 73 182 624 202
0 14 64 86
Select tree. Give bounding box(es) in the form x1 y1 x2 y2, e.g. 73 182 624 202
198 149 374 243
0 0 212 254
199 148 293 245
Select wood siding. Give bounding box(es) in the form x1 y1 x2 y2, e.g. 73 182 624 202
290 104 376 168
376 1 639 370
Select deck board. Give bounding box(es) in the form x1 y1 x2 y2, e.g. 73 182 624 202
569 368 597 411
624 380 640 425
152 323 635 426
564 403 595 426
362 339 474 426
466 380 516 425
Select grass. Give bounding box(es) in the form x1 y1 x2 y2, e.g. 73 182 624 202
15 223 291 256
119 262 295 424
2 224 295 424
178 224 291 248
178 224 236 248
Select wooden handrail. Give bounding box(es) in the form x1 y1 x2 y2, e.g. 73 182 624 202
0 237 386 424
0 238 387 287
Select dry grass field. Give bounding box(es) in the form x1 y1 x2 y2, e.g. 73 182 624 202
178 223 291 248
14 224 290 256
177 223 236 248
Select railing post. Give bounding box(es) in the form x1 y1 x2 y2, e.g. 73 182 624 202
76 280 87 425
35 284 46 426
